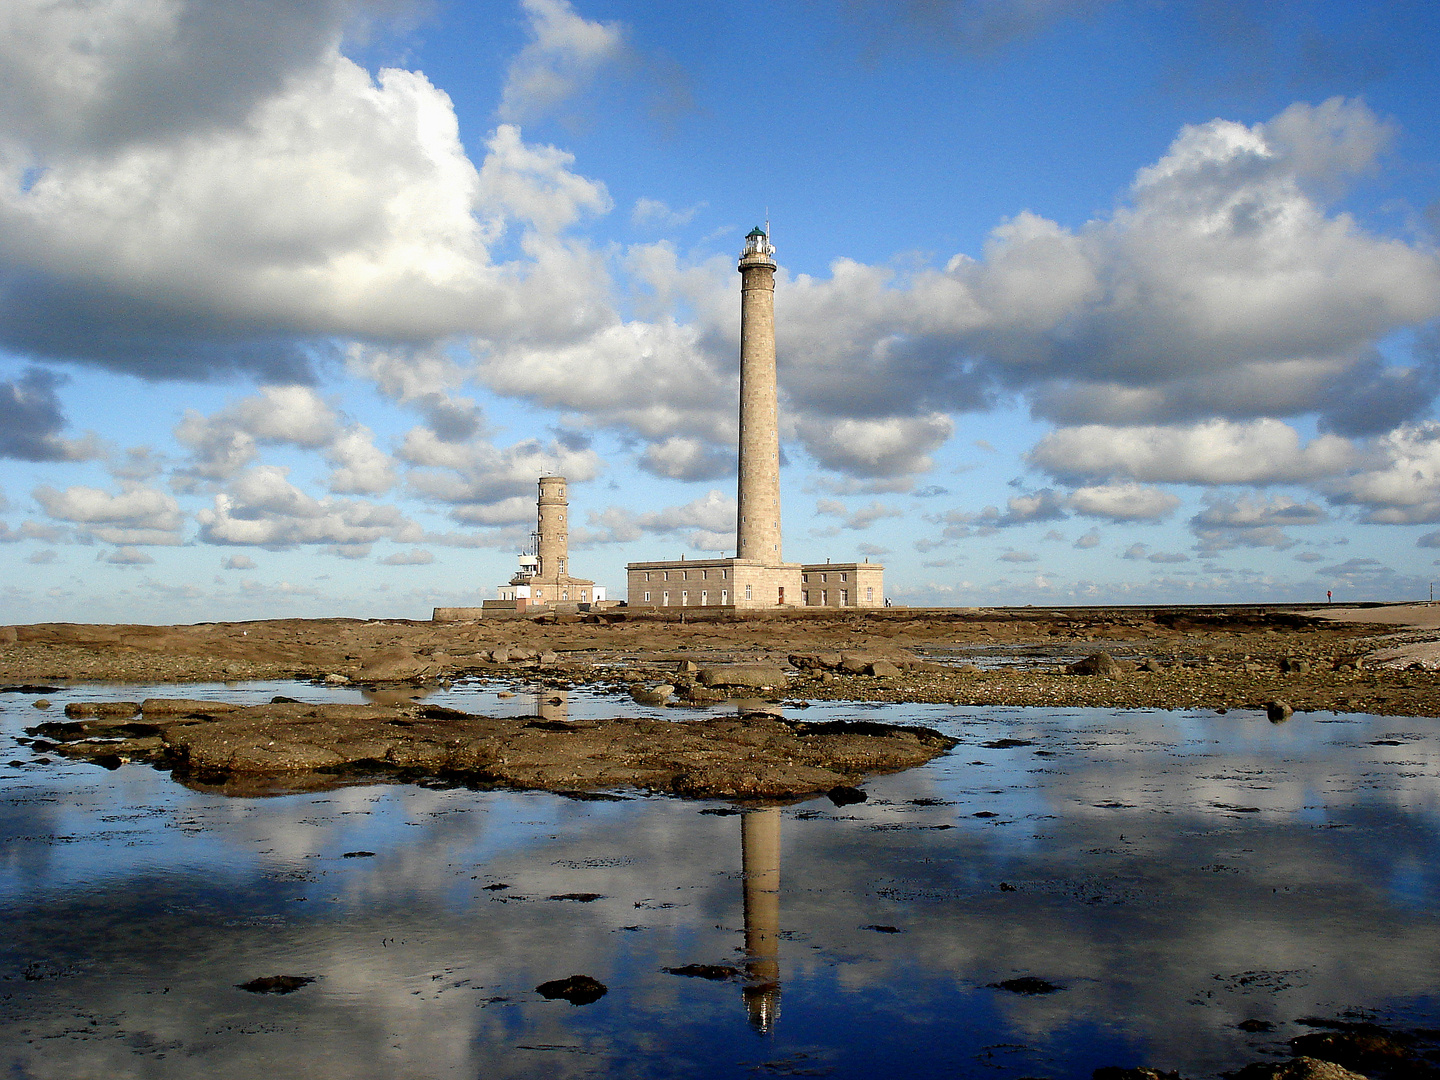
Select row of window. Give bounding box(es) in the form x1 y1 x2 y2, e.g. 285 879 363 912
805 587 874 605
498 587 589 603
802 571 848 583
641 568 727 582
642 588 733 605
528 587 587 601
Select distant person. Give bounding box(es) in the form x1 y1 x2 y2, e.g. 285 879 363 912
1327 590 1332 603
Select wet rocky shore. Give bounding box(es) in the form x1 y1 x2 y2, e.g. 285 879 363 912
1 605 1436 716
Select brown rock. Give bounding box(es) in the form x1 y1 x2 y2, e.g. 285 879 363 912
1067 652 1123 676
141 698 242 717
64 701 139 719
631 684 674 706
358 649 434 682
866 660 902 678
697 664 789 690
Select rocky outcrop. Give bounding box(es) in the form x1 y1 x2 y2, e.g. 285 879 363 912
30 700 958 800
141 698 242 716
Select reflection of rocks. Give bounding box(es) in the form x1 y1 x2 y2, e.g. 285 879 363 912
29 701 957 799
237 975 315 994
988 976 1063 995
665 964 741 981
535 974 607 1005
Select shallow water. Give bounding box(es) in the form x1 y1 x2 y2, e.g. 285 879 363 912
3 680 1439 1079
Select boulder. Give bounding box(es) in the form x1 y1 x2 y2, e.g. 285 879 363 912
631 684 674 706
788 652 843 672
358 649 434 682
840 656 871 675
697 665 789 690
1066 652 1123 676
0 626 17 645
538 650 559 666
866 660 901 678
1139 659 1165 673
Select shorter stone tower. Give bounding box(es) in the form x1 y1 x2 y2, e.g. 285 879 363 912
536 475 569 582
486 475 601 615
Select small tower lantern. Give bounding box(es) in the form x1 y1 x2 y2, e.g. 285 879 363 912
741 226 774 263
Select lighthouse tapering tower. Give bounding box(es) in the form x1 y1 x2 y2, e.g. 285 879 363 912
622 222 882 611
737 226 781 562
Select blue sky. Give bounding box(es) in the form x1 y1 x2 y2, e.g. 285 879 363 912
2 0 1439 622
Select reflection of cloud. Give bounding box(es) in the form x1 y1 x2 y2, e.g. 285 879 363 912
5 702 1440 1080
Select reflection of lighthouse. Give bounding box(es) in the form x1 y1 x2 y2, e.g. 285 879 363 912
741 808 782 1032
534 687 569 723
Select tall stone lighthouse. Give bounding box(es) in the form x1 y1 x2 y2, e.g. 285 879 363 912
737 226 782 563
624 225 883 611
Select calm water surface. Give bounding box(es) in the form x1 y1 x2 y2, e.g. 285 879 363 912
3 679 1439 1078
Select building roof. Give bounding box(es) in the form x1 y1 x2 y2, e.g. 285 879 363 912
746 226 767 238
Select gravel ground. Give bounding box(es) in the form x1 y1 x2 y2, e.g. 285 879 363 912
1 604 1435 716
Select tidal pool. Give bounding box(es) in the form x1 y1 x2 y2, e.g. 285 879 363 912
3 681 1439 1079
